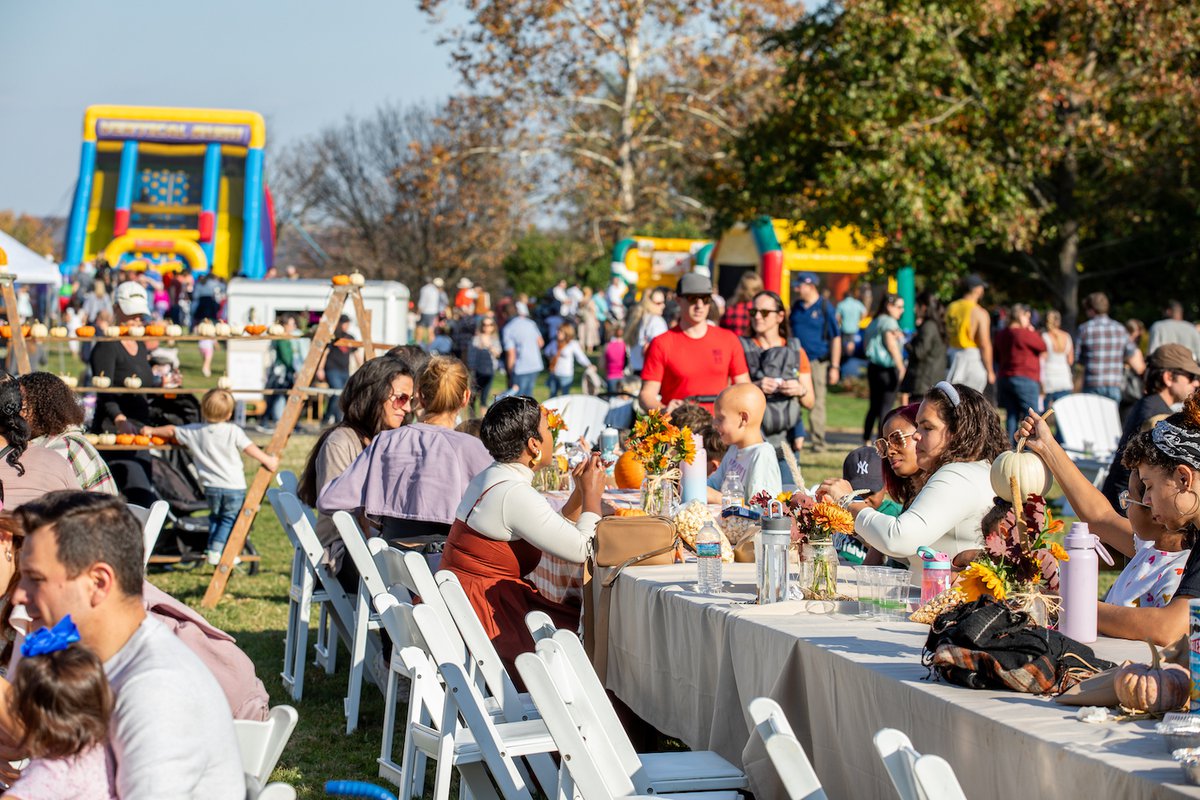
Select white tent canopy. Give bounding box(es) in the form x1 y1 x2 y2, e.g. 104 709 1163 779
0 230 62 287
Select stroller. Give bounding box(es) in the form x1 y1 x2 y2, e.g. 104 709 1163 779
142 395 261 574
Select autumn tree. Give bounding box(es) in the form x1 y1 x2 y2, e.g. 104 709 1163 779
711 0 1200 324
420 0 802 248
271 99 527 289
0 211 58 259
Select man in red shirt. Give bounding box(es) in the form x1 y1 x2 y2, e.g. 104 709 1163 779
994 303 1047 438
640 273 750 412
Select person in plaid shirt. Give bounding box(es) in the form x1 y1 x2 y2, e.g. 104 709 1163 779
1075 292 1145 403
719 272 763 337
19 372 118 496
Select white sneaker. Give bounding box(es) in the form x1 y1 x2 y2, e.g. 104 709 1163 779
206 550 242 567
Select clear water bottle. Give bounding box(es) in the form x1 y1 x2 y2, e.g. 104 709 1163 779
720 471 745 508
695 520 724 594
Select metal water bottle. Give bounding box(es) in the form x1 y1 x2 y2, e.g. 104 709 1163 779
759 500 791 604
1058 522 1113 642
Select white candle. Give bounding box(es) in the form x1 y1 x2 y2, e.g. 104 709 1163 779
680 433 708 505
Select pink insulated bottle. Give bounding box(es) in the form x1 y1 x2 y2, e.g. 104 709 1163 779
1058 522 1113 642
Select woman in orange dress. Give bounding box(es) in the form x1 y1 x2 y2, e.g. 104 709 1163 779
440 396 606 672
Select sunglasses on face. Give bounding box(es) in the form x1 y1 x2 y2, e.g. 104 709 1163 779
386 392 412 409
751 308 782 318
1118 489 1151 510
683 295 712 307
873 429 914 458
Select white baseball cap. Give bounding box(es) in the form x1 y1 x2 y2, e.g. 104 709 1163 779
114 281 150 316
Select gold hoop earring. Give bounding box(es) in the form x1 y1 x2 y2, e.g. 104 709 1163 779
1171 487 1200 520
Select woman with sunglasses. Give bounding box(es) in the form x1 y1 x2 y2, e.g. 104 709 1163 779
819 382 1004 575
739 290 814 462
297 356 414 581
320 356 493 560
624 288 668 376
878 403 924 509
861 293 907 445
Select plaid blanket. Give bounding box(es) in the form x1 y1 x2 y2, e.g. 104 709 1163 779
923 598 1114 695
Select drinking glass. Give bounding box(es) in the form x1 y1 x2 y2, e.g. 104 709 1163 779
881 569 913 621
854 566 884 619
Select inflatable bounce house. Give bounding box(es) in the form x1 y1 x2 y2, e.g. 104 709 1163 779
610 217 879 303
61 105 275 279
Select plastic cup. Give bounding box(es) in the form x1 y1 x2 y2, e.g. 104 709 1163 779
881 569 913 621
855 566 884 619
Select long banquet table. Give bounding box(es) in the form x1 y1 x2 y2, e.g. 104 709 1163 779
602 563 1200 800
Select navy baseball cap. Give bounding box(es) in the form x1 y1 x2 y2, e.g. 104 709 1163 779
843 446 884 494
792 272 818 287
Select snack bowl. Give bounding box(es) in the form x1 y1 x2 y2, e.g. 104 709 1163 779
1159 713 1200 753
1173 746 1200 785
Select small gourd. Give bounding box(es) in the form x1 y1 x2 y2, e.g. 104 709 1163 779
75 325 96 338
29 322 48 338
1114 640 1190 713
331 274 351 286
165 324 184 338
268 323 285 336
50 326 69 338
98 433 117 446
91 374 111 389
133 434 151 446
58 373 78 388
195 320 217 338
115 434 135 446
217 376 233 390
229 325 244 337
214 322 232 337
124 376 143 389
84 433 101 445
244 324 267 336
613 450 645 490
126 323 145 337
990 445 1053 502
144 324 166 337
349 272 365 286
105 325 122 337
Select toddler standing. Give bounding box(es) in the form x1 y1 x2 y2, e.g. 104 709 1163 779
142 388 278 564
706 383 782 503
5 616 116 800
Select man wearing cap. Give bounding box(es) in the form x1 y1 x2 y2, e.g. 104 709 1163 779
1101 343 1200 511
1148 300 1200 361
640 273 749 413
943 274 993 392
788 272 841 452
416 277 446 345
502 300 545 397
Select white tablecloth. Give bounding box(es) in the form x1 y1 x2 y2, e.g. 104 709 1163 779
604 563 1200 800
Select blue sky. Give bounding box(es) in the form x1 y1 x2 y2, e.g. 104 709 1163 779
0 0 462 216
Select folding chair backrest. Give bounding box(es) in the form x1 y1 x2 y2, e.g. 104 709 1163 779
255 783 297 800
128 500 169 567
376 596 448 725
913 755 968 800
517 648 634 800
275 470 300 497
748 697 825 800
331 512 388 600
235 705 300 787
525 610 558 643
370 541 415 604
1053 394 1122 458
542 394 610 446
873 728 922 800
410 603 475 685
435 571 527 720
275 493 356 635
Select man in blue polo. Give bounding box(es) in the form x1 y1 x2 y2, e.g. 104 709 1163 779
789 272 842 453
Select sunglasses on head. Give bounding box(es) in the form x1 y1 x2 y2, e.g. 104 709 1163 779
1118 489 1151 511
873 429 914 458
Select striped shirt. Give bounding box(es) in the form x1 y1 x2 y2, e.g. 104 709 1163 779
1075 315 1136 389
33 429 119 496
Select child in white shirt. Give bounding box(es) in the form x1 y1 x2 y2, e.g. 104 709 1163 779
142 389 278 564
706 383 781 503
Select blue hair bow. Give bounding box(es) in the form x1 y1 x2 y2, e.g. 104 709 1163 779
21 615 81 658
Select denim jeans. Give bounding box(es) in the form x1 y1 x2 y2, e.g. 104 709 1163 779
205 487 246 553
547 373 574 397
1086 385 1122 404
321 368 350 424
997 375 1042 440
513 372 539 397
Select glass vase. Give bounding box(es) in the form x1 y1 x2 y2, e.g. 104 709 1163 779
801 541 839 600
641 476 679 516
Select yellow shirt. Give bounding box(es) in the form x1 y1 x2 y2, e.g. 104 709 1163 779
945 298 978 350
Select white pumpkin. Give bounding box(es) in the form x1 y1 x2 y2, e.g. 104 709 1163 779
58 373 78 388
349 271 365 286
229 325 244 337
214 322 232 337
196 321 217 337
165 324 184 338
105 325 122 337
29 322 48 338
99 433 117 446
217 376 233 390
126 324 145 337
990 449 1054 502
50 326 69 338
124 376 143 389
91 375 111 389
84 433 101 445
268 323 285 336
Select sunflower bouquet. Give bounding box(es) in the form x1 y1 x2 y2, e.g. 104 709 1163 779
626 410 695 513
957 494 1067 625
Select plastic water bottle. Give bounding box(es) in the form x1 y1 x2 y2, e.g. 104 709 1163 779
720 471 744 508
599 427 619 475
917 546 953 604
1059 522 1112 642
695 520 724 594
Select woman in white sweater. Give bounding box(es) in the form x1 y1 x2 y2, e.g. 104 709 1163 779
820 382 1006 573
440 395 607 672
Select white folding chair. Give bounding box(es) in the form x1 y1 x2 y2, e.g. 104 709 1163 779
331 511 389 733
541 394 611 446
268 489 335 702
235 704 299 790
252 782 297 800
128 500 170 567
541 631 747 794
525 611 558 643
515 648 738 800
275 469 300 497
873 727 967 800
1052 393 1123 487
747 697 825 800
374 593 427 790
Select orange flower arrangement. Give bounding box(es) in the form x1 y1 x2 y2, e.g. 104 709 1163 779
543 407 566 445
626 410 695 475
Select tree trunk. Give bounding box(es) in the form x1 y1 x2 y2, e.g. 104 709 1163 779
616 5 643 238
1058 146 1080 331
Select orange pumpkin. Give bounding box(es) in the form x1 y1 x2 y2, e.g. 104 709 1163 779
150 435 168 446
613 451 645 490
76 326 96 338
144 324 166 337
0 326 29 338
115 434 135 445
331 275 351 286
244 324 267 335
118 326 129 336
613 508 647 518
133 435 151 446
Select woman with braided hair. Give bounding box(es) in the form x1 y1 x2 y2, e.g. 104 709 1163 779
0 374 80 508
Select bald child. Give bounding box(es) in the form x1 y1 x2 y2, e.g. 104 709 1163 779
706 383 783 504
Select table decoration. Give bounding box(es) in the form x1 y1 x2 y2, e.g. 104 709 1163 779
625 410 695 515
532 407 570 492
746 489 855 602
